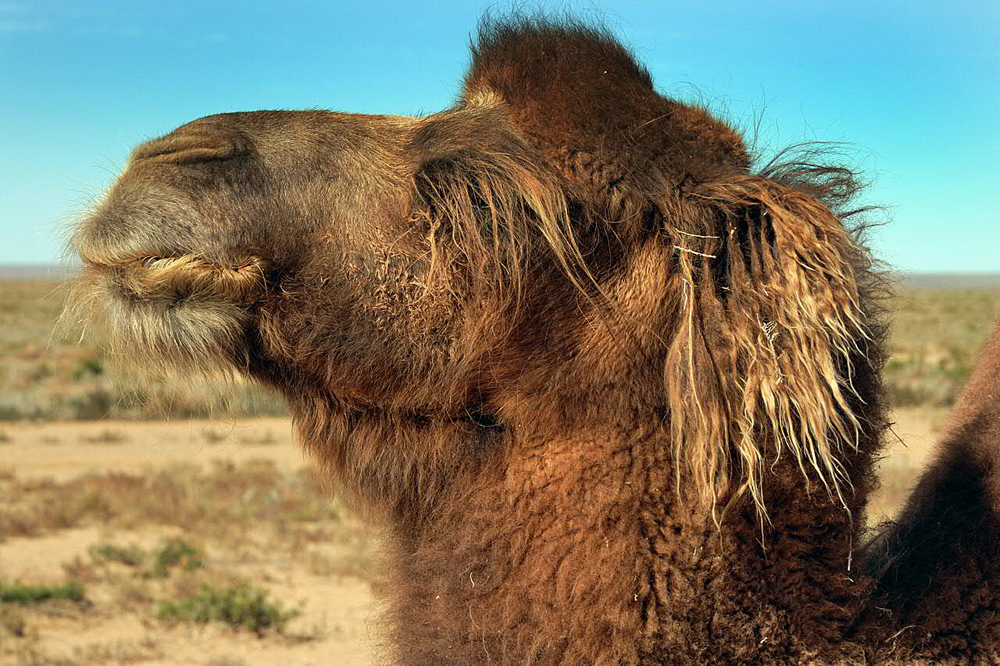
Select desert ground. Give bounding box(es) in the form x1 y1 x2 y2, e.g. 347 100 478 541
1 274 998 665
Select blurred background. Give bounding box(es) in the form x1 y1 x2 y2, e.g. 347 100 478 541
1 1 997 664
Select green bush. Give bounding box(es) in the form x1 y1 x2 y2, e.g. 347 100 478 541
89 542 147 567
72 356 104 380
0 580 85 604
150 540 204 577
154 583 298 635
69 389 114 420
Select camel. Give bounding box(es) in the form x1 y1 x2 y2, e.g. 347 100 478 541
69 17 1000 664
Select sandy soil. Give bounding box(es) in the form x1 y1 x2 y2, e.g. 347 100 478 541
0 418 378 665
0 418 306 481
0 409 945 664
867 406 949 524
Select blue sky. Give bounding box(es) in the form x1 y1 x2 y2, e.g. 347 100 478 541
1 1 997 271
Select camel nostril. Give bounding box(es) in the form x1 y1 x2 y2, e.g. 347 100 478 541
130 132 248 165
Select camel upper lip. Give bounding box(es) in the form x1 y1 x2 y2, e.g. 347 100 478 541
72 217 192 271
80 254 192 302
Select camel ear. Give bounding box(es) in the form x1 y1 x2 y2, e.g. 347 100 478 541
461 19 750 212
662 175 869 520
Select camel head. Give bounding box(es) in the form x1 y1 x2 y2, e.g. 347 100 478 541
72 20 877 520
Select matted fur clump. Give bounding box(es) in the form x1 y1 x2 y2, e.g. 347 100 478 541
666 174 869 520
68 14 1000 665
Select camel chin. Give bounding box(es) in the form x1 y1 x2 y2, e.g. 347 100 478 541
72 255 262 372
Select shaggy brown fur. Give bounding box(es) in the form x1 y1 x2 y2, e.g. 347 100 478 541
854 318 1000 659
68 16 1000 664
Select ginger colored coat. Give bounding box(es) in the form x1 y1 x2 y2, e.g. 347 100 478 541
70 16 1000 664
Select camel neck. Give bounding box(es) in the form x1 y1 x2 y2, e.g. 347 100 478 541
381 425 876 664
